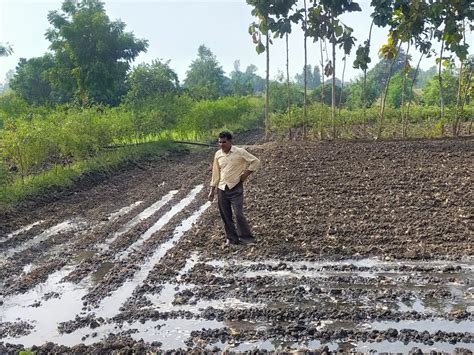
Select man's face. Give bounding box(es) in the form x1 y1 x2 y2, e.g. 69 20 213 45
218 137 231 152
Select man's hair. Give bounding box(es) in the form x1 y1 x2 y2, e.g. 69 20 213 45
218 131 233 140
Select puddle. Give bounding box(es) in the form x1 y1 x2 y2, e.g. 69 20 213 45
208 258 474 273
213 339 327 352
348 340 474 352
147 281 261 313
47 319 223 350
106 201 143 220
99 190 178 249
0 201 212 347
91 262 115 283
0 266 91 346
1 219 88 259
216 339 474 352
117 185 203 259
1 220 45 243
71 250 96 264
94 200 211 318
370 319 473 333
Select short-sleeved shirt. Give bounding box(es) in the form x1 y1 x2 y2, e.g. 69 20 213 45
210 145 260 190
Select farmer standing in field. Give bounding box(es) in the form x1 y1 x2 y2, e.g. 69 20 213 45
208 131 260 245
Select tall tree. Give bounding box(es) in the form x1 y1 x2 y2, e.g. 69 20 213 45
230 61 265 96
295 65 321 89
429 0 473 126
9 55 55 105
247 0 295 139
307 0 361 138
183 45 227 100
126 59 180 104
46 0 148 106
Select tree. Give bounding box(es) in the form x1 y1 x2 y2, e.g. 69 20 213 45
247 0 296 139
367 49 410 97
0 43 13 57
230 61 265 96
9 55 55 105
295 65 321 89
414 66 437 89
46 0 148 106
422 66 459 106
313 83 346 107
345 76 379 109
307 0 361 138
126 59 180 104
269 80 304 113
183 45 227 100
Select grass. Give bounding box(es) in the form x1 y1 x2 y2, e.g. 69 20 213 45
0 139 181 211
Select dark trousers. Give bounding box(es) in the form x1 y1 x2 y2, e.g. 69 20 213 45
217 183 251 242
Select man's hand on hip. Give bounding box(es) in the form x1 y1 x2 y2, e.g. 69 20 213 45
240 170 252 183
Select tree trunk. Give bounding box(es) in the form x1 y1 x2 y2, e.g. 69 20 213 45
265 26 270 141
406 52 424 136
331 39 336 139
454 60 464 136
363 21 374 134
438 39 445 123
319 40 325 140
458 63 473 136
362 70 368 135
338 55 346 116
286 33 291 139
303 0 308 139
378 41 402 138
401 41 410 138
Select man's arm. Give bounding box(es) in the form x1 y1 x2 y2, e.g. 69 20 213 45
240 149 260 183
208 155 220 201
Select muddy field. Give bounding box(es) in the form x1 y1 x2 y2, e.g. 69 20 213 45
0 137 473 354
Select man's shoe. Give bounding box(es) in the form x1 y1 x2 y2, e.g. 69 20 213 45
226 239 240 246
239 236 257 245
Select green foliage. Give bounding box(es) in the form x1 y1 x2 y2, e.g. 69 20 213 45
45 0 148 106
0 92 31 127
125 60 180 105
269 80 304 113
124 94 194 140
0 42 13 57
184 45 228 100
294 65 321 89
422 67 459 106
386 71 412 108
367 48 410 95
345 77 379 109
0 140 174 208
307 1 361 54
313 83 346 107
177 96 263 140
269 101 474 140
414 66 437 89
9 55 55 105
246 0 298 54
230 61 265 96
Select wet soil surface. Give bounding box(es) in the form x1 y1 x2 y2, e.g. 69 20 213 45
0 137 473 354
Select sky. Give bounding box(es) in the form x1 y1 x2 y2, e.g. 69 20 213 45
0 0 472 86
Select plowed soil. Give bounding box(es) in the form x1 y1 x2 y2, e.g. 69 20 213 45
0 137 473 354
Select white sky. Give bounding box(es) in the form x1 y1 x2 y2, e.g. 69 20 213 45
0 0 472 85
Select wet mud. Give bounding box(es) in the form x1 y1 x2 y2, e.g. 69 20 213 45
0 137 473 353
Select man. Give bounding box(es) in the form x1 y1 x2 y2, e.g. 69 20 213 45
208 131 260 245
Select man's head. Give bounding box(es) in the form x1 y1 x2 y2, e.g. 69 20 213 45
218 131 233 153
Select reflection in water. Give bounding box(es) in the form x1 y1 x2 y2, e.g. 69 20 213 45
1 219 87 259
1 220 45 243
